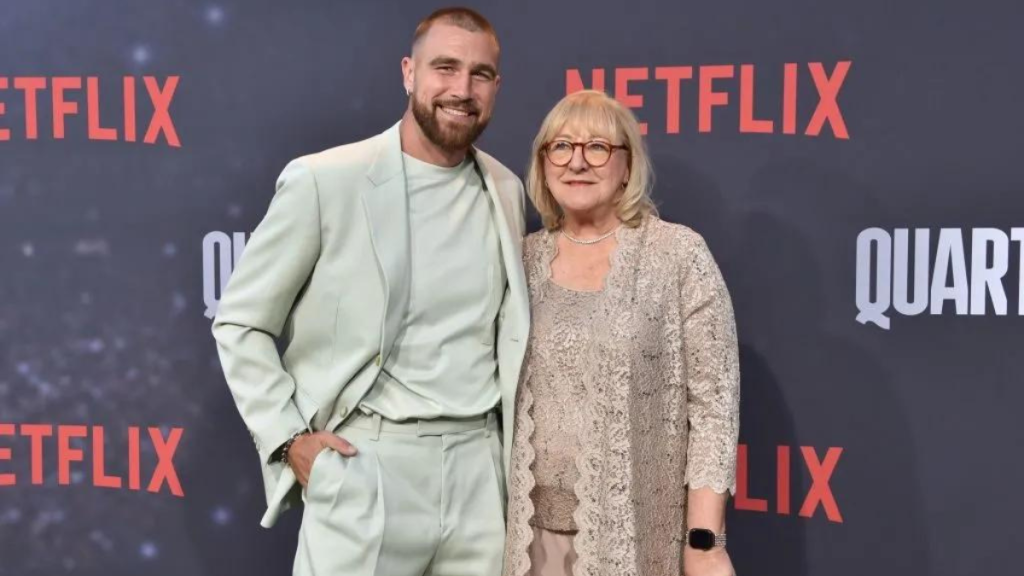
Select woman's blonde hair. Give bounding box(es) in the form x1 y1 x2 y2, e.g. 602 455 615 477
526 90 656 230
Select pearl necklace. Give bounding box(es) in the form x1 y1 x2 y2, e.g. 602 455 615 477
560 224 622 245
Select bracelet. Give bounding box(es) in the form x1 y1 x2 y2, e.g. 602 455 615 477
280 430 310 465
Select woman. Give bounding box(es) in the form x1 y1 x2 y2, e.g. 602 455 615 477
503 90 740 576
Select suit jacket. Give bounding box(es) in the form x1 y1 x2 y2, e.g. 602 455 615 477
212 121 529 527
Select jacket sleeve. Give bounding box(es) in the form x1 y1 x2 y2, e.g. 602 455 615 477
212 159 321 464
681 235 741 495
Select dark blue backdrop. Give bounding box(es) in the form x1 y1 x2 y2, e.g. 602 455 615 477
1 1 1022 574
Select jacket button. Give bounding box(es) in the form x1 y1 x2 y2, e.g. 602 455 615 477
375 354 382 366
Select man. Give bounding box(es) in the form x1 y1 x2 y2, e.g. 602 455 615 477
212 8 528 576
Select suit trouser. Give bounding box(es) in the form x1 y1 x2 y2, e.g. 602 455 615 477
293 411 506 576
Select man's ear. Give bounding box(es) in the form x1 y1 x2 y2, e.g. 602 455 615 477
401 56 414 95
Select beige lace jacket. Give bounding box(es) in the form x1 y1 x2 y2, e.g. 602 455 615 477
503 216 740 576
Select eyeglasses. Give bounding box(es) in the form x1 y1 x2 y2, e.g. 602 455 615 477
542 139 629 167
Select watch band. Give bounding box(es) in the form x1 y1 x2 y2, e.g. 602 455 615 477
271 430 310 464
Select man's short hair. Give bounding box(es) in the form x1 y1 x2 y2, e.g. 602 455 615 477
412 7 499 54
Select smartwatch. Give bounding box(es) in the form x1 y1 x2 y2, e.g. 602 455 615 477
685 528 727 551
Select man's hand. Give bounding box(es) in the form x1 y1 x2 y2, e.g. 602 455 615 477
287 432 358 487
683 546 736 576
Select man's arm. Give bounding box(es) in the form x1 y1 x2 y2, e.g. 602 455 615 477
212 159 321 464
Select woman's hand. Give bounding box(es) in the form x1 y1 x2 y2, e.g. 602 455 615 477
683 546 736 576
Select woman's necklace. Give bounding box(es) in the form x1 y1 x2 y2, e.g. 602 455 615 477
560 223 622 245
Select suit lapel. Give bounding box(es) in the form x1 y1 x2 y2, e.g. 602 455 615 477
362 122 410 363
359 127 528 364
472 152 530 332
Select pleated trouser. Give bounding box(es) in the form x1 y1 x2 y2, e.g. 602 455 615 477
293 411 506 576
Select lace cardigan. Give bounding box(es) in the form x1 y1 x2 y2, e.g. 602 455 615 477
502 215 740 576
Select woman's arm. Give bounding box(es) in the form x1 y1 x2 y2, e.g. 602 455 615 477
679 234 740 575
681 235 740 497
684 486 735 575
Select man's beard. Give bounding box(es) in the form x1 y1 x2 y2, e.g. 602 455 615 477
411 95 489 152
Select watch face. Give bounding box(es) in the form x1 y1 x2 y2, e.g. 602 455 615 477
688 528 715 550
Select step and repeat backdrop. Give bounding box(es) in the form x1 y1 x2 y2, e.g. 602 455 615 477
1 1 1021 575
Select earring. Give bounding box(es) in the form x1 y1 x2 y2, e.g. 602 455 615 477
405 87 411 96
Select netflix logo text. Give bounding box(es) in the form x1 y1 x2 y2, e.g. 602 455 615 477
733 444 844 523
566 61 850 139
0 76 181 147
0 424 185 497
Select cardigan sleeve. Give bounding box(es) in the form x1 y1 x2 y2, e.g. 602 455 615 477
680 235 740 495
